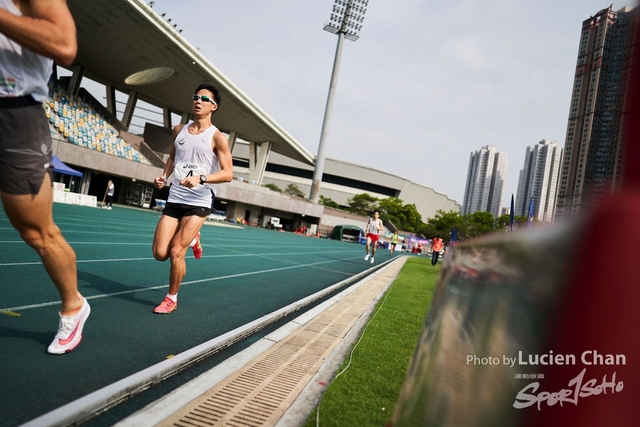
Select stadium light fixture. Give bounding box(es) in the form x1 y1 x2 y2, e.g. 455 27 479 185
309 0 368 203
322 0 368 41
149 1 154 8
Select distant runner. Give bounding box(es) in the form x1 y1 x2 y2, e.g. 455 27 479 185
364 210 383 264
389 230 399 256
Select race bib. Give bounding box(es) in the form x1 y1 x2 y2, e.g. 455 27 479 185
174 162 208 182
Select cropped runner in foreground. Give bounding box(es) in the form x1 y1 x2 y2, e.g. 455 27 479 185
0 0 90 354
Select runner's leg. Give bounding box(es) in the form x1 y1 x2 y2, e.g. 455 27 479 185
153 214 180 261
168 215 207 295
1 173 82 314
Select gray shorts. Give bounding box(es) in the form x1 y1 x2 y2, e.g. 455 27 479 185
0 96 53 195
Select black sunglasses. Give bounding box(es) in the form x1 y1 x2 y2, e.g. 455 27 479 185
192 94 217 105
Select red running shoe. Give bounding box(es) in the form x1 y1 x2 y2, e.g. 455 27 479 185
153 297 177 314
192 231 202 259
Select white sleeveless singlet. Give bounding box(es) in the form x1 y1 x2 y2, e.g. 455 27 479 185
168 122 220 208
366 218 382 235
0 0 53 102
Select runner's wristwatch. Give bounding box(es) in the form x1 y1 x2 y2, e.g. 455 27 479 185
200 175 207 184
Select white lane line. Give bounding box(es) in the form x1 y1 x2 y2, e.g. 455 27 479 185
249 253 355 276
2 227 150 235
1 240 331 245
0 249 360 267
0 241 149 245
0 238 344 245
0 256 364 313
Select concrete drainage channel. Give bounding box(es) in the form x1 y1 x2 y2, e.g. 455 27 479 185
22 258 395 427
144 258 406 427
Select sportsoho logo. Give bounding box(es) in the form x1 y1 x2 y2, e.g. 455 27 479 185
467 350 626 411
513 351 625 410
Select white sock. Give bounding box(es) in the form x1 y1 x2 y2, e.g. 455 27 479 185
189 238 197 247
166 293 178 303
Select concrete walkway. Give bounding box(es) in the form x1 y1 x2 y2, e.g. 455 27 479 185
115 256 408 427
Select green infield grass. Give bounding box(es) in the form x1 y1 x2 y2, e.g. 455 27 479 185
304 257 439 427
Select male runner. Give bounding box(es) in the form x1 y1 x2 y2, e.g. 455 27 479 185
151 83 233 314
0 0 90 354
364 210 383 264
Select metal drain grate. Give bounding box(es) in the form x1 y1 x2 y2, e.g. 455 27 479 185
160 273 393 427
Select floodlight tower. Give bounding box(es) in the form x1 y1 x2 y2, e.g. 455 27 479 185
309 0 368 203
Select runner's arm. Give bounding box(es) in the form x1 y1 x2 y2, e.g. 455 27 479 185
163 126 182 177
153 127 179 188
0 0 76 66
204 130 233 184
163 144 175 178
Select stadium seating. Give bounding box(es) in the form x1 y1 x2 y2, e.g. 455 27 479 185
45 81 150 165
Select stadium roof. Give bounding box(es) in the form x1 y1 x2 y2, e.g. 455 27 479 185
67 0 315 165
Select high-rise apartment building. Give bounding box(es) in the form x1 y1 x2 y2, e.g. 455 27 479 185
556 5 637 217
462 145 508 217
515 139 563 223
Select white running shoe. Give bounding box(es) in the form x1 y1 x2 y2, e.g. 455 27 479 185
47 297 91 355
364 254 370 261
370 257 375 263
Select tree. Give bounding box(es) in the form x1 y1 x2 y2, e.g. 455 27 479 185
347 193 378 216
417 222 438 239
377 197 406 228
377 198 422 232
263 183 282 193
284 184 305 198
496 214 529 231
514 215 528 228
426 210 467 241
495 214 511 230
466 211 495 238
319 195 340 209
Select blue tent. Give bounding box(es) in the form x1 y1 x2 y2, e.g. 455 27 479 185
51 156 83 177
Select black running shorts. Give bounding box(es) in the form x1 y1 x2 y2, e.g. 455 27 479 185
162 202 212 220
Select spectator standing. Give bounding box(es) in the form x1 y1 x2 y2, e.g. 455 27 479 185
102 179 114 209
431 235 444 265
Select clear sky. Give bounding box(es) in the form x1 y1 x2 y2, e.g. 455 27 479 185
130 1 629 209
